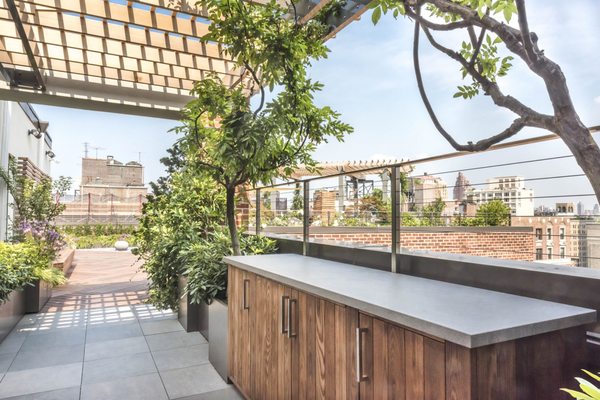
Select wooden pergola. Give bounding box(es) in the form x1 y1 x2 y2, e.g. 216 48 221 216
0 0 368 119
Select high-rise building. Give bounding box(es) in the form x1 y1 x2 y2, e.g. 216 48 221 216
594 204 600 215
577 201 585 216
466 176 534 216
453 172 471 201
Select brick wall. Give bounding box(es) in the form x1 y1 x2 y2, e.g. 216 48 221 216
264 226 534 261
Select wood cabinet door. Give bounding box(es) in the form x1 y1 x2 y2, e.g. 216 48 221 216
227 266 255 398
358 313 445 400
252 276 292 400
291 290 358 400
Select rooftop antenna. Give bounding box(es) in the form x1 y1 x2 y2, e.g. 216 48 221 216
90 146 105 159
133 151 142 163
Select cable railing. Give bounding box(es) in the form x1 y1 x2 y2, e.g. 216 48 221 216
239 132 600 272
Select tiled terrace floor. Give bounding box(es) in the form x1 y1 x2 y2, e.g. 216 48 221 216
0 249 241 400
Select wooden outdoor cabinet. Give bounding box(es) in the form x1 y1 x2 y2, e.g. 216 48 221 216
228 266 255 399
229 266 358 400
228 265 588 400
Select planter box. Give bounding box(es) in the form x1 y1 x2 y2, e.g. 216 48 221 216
177 276 209 340
0 289 26 344
208 298 228 382
24 280 52 314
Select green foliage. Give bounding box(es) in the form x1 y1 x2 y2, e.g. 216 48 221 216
369 0 517 100
291 184 303 211
184 232 277 305
0 159 71 236
562 370 600 400
420 197 446 226
134 165 227 310
359 189 391 224
476 199 511 226
66 234 137 249
176 0 352 254
0 241 64 303
60 224 136 237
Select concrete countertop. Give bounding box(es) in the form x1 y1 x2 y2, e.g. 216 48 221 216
224 253 597 348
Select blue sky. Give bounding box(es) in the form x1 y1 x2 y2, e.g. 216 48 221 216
39 0 600 208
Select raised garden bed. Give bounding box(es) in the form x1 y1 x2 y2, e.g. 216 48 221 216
0 290 26 344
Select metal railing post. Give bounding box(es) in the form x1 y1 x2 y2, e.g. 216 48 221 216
255 188 261 236
390 167 400 273
303 180 310 256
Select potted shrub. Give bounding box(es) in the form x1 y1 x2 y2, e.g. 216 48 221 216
0 241 64 340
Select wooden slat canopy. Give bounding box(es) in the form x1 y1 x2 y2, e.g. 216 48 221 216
0 0 369 119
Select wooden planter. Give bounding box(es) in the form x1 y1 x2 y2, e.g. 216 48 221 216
24 279 52 314
0 290 26 344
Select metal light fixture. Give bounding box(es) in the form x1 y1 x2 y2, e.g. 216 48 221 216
46 150 56 159
37 121 49 133
28 128 42 139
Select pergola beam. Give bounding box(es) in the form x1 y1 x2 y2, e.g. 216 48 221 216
18 0 211 39
4 0 44 89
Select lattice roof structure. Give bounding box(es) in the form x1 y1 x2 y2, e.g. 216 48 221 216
288 159 414 179
0 0 369 119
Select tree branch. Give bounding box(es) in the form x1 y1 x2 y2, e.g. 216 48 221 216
418 22 554 130
515 0 538 63
413 16 531 152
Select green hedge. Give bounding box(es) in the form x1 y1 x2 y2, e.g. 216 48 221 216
0 241 64 303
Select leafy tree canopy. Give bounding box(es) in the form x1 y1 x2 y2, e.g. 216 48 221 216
174 0 353 254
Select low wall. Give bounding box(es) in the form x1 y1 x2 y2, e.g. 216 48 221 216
263 226 535 261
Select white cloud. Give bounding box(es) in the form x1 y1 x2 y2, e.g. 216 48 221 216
594 96 600 104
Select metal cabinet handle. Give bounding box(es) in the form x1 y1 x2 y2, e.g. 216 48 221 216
242 279 250 310
287 298 297 338
281 296 289 334
356 327 368 382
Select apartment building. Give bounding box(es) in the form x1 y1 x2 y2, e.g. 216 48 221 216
512 216 576 265
467 176 534 216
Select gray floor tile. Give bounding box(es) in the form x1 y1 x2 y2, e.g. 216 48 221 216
82 351 156 384
84 336 149 361
160 364 228 400
152 344 208 372
0 333 27 355
146 331 207 352
0 354 15 374
80 372 168 400
85 321 142 343
19 329 86 353
0 362 82 399
9 345 84 372
140 319 184 336
175 387 243 400
0 387 80 400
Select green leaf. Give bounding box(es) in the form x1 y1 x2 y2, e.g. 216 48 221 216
371 7 382 25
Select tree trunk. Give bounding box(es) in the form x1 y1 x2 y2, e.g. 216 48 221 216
226 186 241 256
557 119 600 202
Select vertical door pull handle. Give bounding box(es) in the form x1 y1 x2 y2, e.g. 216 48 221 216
242 279 250 310
287 299 297 338
356 327 368 382
281 296 289 334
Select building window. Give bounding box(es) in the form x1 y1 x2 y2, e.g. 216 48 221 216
560 247 565 258
536 248 543 260
547 247 552 259
547 228 552 240
535 228 542 240
559 227 565 240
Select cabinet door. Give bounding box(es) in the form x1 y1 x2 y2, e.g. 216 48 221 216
252 275 292 400
358 313 445 400
227 266 255 398
291 290 358 400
